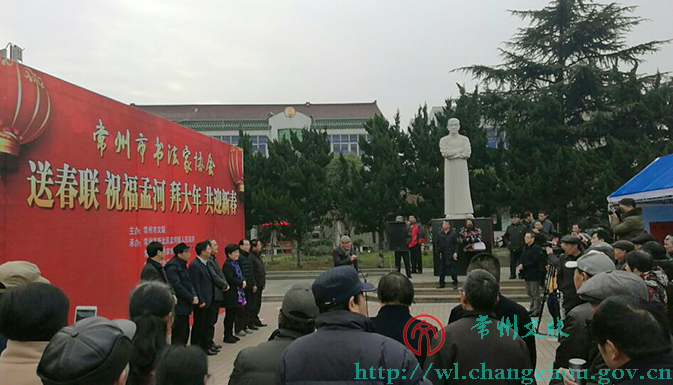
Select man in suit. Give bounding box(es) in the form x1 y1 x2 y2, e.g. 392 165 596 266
237 239 257 335
518 232 546 317
206 239 229 354
165 242 199 345
189 241 218 355
394 215 412 278
140 241 170 288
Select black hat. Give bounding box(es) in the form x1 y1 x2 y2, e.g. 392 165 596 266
618 198 637 208
312 266 375 308
173 242 191 255
612 240 635 253
631 233 656 245
510 213 520 218
561 235 582 245
37 316 136 385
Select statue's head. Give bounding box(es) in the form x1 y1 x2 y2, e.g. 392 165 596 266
448 118 460 134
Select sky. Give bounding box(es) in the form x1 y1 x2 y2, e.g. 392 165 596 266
3 0 672 126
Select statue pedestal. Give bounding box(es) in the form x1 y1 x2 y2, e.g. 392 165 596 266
431 217 494 276
444 213 475 220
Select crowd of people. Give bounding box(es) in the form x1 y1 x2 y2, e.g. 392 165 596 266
1 196 673 384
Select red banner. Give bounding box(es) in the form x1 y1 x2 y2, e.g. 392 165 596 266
0 58 244 319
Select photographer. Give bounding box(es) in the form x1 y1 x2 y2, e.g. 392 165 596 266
609 198 645 241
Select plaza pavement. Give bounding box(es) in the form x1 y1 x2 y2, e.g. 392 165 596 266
206 268 559 384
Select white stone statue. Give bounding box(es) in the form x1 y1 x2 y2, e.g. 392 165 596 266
439 118 474 219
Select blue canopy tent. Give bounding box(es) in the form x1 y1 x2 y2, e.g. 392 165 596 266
608 154 673 239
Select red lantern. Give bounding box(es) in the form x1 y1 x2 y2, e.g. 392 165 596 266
0 59 51 163
229 146 244 192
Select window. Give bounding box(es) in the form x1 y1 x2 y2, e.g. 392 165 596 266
212 135 267 155
327 133 363 155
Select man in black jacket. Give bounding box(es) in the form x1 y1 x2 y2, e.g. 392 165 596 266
425 270 533 384
333 236 359 270
437 220 459 289
189 241 217 355
557 235 584 317
371 272 435 367
503 214 527 279
237 239 257 335
518 232 545 317
229 283 318 385
249 239 267 328
277 266 430 385
205 239 228 354
140 241 170 288
448 253 537 367
165 242 199 345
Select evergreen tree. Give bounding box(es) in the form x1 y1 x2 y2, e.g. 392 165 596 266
356 113 409 249
459 0 671 229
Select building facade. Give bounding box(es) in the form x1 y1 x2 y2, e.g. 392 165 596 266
134 102 381 156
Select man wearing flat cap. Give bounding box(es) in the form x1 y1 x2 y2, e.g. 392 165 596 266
557 235 584 317
612 240 635 270
610 198 645 241
277 266 431 384
551 251 615 384
333 236 359 270
556 270 649 385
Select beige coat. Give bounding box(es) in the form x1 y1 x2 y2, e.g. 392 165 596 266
0 340 49 385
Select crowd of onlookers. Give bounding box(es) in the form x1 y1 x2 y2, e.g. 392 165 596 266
1 196 673 384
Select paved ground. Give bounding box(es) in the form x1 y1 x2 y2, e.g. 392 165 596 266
207 270 559 384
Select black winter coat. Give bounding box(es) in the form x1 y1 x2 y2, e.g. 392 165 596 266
165 257 197 316
558 252 583 314
333 246 359 270
238 251 257 287
140 258 171 292
448 294 537 367
276 310 431 384
520 243 545 281
223 259 245 308
229 328 308 385
250 251 266 288
371 305 434 367
437 229 459 264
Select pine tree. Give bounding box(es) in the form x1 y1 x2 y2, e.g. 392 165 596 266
459 0 671 229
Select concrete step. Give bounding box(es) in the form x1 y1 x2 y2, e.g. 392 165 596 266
413 287 527 295
266 269 393 280
411 280 526 288
262 291 532 303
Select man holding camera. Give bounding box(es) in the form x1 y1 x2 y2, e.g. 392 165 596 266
609 198 645 241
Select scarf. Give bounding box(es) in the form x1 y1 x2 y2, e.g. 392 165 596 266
231 260 247 306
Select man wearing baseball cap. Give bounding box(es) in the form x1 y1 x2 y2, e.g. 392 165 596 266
37 316 136 385
230 283 319 385
164 242 199 345
610 198 645 241
0 261 50 355
551 251 615 382
276 266 431 384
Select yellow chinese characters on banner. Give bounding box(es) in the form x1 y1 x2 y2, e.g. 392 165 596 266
93 119 216 176
26 159 237 216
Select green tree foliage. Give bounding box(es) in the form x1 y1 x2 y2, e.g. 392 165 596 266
325 153 363 234
458 0 672 229
355 113 409 248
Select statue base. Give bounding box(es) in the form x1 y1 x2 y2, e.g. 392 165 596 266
444 213 475 220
